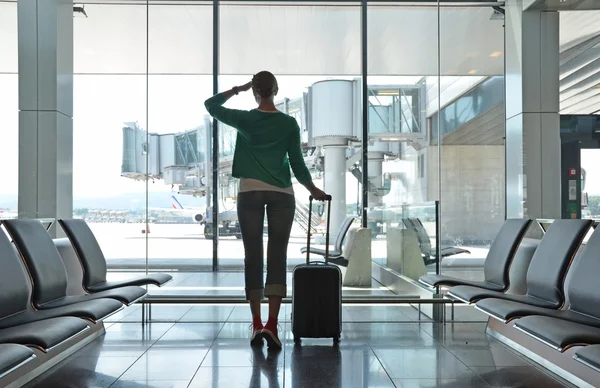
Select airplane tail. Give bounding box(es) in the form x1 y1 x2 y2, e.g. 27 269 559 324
171 195 185 210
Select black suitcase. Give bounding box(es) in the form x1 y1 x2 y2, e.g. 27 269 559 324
292 194 342 344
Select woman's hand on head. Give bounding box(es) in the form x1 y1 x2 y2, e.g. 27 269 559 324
239 81 253 92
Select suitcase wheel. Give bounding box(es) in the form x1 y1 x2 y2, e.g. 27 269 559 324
294 335 301 344
333 336 340 344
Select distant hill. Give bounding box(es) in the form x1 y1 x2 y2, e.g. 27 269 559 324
0 192 206 211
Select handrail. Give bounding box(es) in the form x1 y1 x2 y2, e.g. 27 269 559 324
139 294 456 305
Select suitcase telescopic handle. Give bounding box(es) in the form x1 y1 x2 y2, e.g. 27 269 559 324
306 195 332 264
308 194 332 201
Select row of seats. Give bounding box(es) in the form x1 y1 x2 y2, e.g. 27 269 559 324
0 218 172 385
421 218 600 378
303 215 471 268
402 218 470 266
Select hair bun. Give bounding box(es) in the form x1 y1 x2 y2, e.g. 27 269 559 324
252 71 277 99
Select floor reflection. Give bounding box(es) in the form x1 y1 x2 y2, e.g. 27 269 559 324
24 317 573 387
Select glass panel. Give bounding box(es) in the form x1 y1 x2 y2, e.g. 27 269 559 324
220 5 360 75
0 1 17 73
145 2 212 296
0 2 17 219
148 2 212 74
367 4 440 293
439 5 505 321
72 4 148 293
74 4 148 74
218 2 365 299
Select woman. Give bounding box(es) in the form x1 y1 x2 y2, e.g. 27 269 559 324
204 71 328 350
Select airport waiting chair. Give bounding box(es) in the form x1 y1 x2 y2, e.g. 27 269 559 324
476 223 600 324
0 224 124 325
575 346 600 373
419 219 532 290
300 216 357 267
0 344 36 380
448 219 592 306
58 219 172 292
403 218 471 265
0 229 109 352
3 219 147 308
476 225 600 352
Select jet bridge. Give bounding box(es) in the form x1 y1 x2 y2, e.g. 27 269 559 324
121 79 428 237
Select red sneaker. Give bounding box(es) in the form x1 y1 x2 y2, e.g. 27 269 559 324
262 318 282 350
250 318 264 347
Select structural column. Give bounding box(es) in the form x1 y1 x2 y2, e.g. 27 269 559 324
324 145 347 240
18 0 73 237
367 151 384 207
505 0 560 220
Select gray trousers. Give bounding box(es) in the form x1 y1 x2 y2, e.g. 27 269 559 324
237 190 296 301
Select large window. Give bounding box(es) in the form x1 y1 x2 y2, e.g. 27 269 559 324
145 3 212 281
0 2 18 218
73 3 212 298
64 1 507 306
73 3 148 277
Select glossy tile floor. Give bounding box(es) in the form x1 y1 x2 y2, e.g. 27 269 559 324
25 305 573 388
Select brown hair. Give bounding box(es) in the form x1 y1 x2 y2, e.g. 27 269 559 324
252 71 278 99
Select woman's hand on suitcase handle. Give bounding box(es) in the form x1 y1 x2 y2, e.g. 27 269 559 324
309 189 330 201
304 181 329 201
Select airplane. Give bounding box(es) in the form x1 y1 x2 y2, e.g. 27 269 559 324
169 195 205 223
155 196 241 239
147 196 204 223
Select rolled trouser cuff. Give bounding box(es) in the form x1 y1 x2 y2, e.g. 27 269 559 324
246 288 264 301
264 284 287 298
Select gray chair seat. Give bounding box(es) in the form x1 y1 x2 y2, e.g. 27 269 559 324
328 257 349 266
0 344 35 379
419 275 505 291
0 317 89 352
300 247 342 258
58 219 173 292
448 286 560 308
440 247 471 257
0 299 123 330
419 219 532 290
574 345 600 372
475 298 594 323
40 286 147 309
87 273 173 292
514 315 600 351
448 219 593 305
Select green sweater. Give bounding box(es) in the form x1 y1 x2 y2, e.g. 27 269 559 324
204 93 312 188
